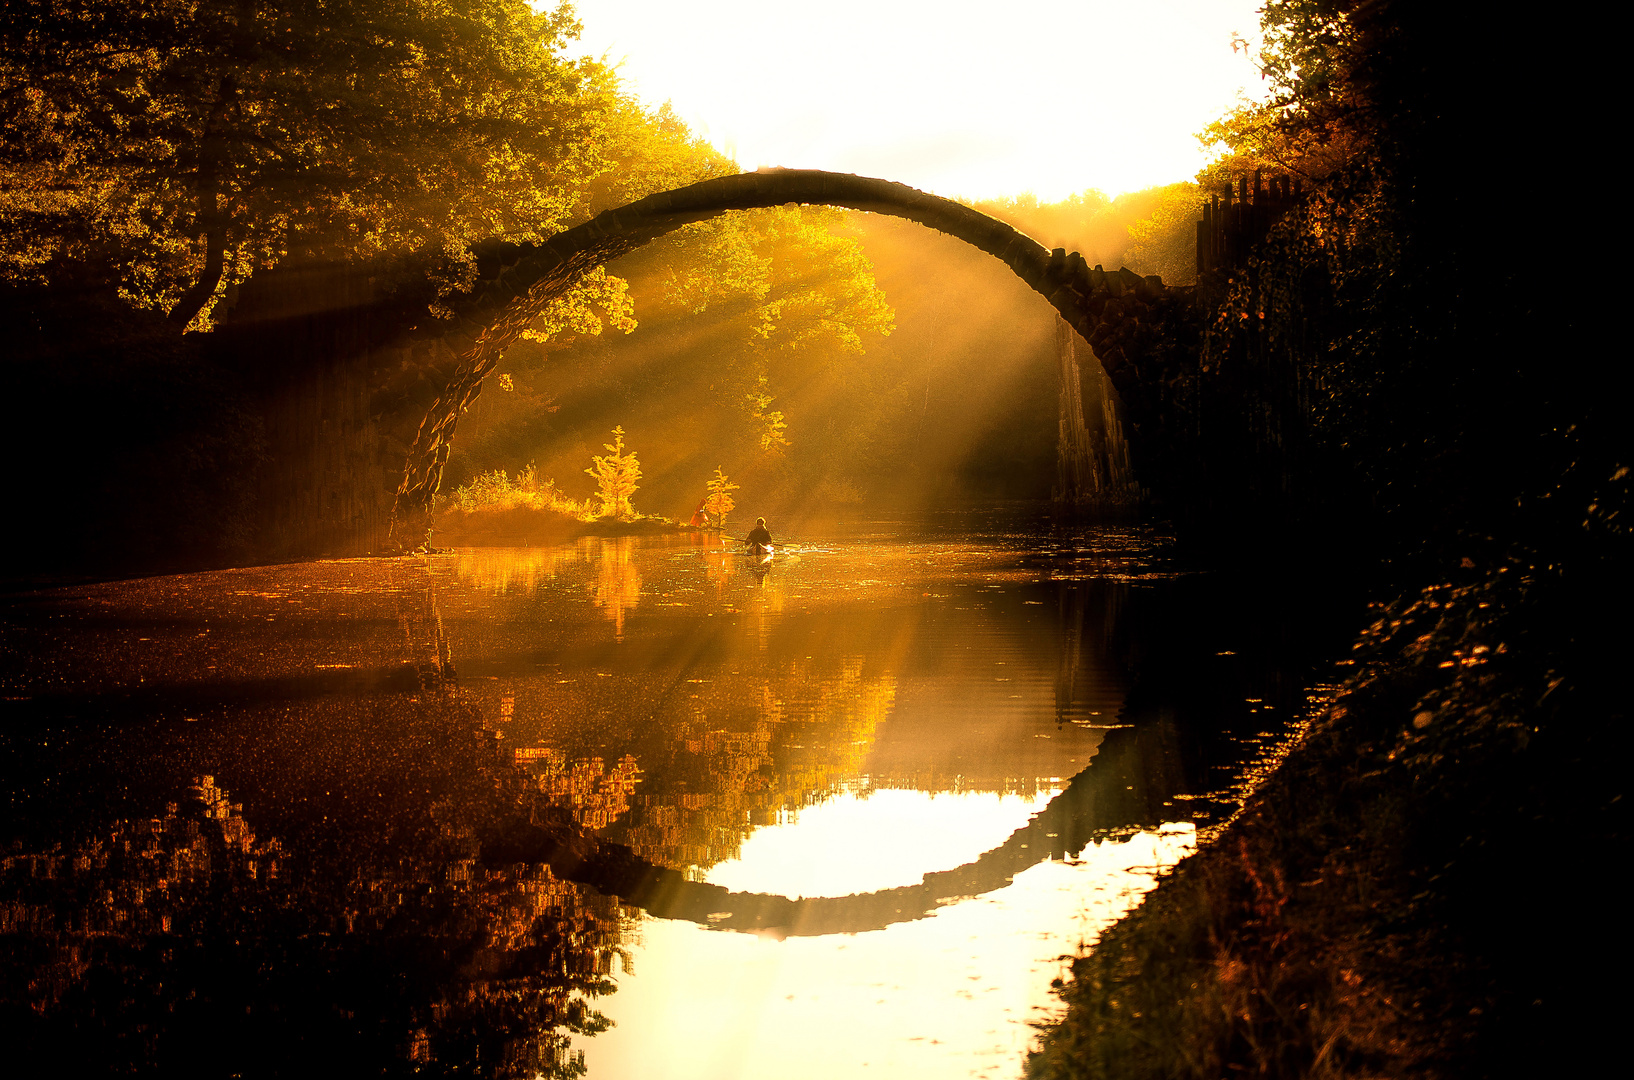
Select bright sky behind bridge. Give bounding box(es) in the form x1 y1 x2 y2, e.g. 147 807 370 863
567 0 1268 202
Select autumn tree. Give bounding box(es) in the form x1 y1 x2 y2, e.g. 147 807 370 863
745 375 790 453
0 0 618 327
584 427 640 521
1121 184 1203 285
977 187 1205 285
659 204 894 451
701 468 739 530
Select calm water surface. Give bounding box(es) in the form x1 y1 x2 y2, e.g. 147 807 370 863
0 521 1336 1077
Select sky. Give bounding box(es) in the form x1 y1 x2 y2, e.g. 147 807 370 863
566 0 1268 202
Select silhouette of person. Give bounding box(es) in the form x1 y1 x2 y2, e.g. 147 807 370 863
745 517 772 552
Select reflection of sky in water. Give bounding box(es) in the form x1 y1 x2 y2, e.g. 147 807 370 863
704 787 1065 897
590 826 1196 1080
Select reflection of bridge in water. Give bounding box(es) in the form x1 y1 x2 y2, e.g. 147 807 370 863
440 540 1144 864
485 718 1190 937
428 540 1190 925
0 530 1309 1075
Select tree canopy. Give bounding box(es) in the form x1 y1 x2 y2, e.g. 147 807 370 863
1 0 618 326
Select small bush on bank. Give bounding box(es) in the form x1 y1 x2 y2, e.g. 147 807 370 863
447 465 593 520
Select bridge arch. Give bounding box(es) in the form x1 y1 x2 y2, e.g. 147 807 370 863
389 169 1192 548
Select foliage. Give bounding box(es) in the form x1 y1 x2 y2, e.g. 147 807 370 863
0 0 618 326
455 201 1064 519
1121 184 1203 286
1193 1 1372 192
583 426 641 521
522 265 637 343
584 99 738 211
448 464 589 519
440 102 901 508
701 467 738 529
976 187 1202 285
974 190 1113 255
664 205 894 354
669 206 892 457
1029 512 1629 1079
745 374 790 453
1168 0 1609 556
504 98 748 355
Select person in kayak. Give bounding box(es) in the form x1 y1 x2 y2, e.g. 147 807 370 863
745 518 773 554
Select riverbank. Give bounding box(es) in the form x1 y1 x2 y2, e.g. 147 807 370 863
1027 501 1628 1077
430 506 703 547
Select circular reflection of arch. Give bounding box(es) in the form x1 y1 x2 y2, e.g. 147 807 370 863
483 725 1183 937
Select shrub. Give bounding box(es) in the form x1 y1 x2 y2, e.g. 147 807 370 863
448 465 591 519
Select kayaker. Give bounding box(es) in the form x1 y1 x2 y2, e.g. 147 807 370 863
745 518 773 553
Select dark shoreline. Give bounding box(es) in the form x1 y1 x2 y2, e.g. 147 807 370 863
1026 540 1628 1078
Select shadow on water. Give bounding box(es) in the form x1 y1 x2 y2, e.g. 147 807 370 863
0 524 1360 1076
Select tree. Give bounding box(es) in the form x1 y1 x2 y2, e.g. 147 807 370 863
584 426 640 520
0 0 617 327
701 467 738 530
745 374 790 453
1122 184 1203 285
656 204 894 454
976 187 1203 284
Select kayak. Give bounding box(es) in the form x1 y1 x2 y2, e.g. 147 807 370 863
746 542 773 558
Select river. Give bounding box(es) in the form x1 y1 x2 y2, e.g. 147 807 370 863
0 515 1343 1077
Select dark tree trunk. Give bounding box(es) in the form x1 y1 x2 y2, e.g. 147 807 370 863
167 222 227 328
168 76 236 329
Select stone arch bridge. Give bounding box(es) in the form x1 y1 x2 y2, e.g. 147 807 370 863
222 169 1200 555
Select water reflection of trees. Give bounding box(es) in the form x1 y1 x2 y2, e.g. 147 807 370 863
588 538 641 640
0 533 1316 1074
450 542 589 596
449 539 644 639
1 720 630 1077
431 552 1129 883
597 659 898 875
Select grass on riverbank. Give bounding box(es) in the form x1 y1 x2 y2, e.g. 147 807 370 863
1028 497 1629 1078
446 465 595 519
434 466 695 546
